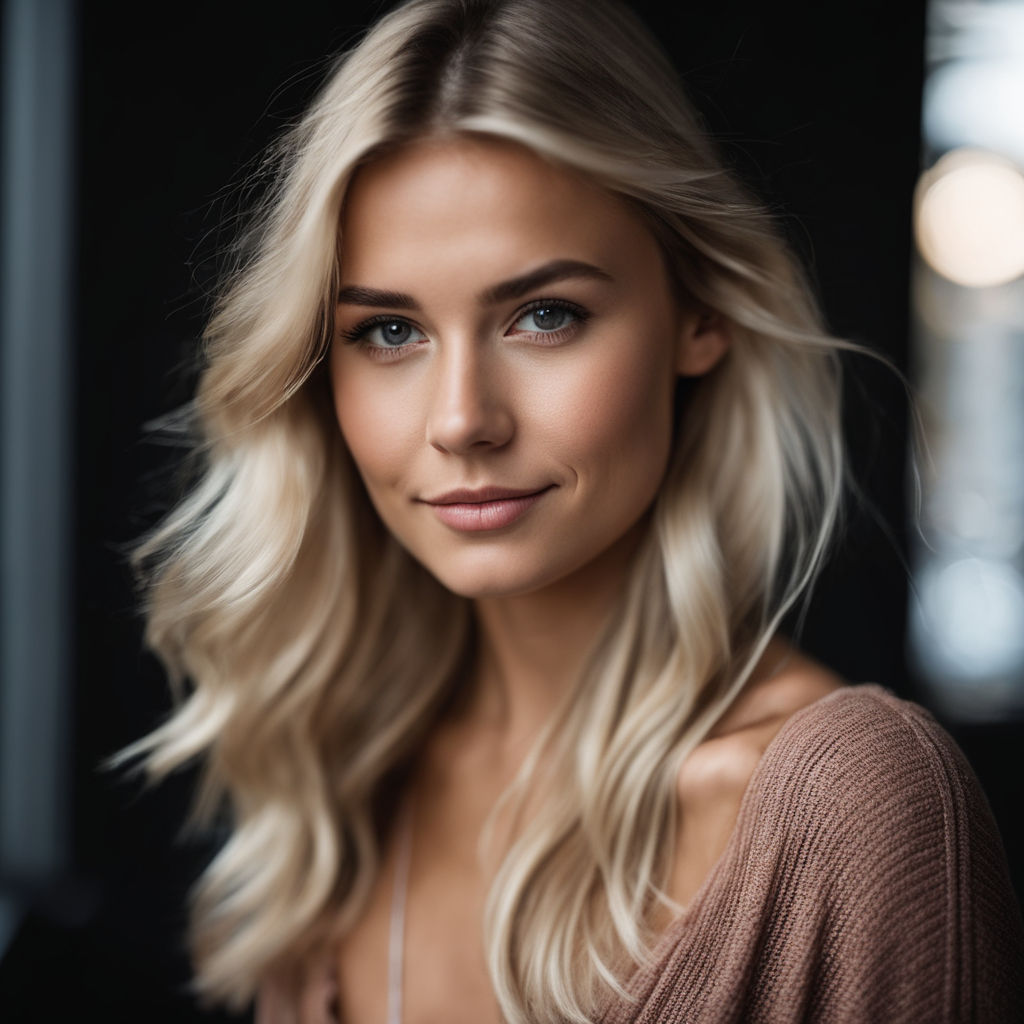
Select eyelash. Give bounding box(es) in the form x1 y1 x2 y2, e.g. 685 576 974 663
339 298 590 359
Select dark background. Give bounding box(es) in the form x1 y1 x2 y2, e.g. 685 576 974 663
6 0 1019 1021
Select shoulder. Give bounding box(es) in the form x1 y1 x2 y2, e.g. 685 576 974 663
755 681 979 821
676 648 1013 913
667 647 846 911
667 681 1024 1020
676 642 845 809
739 680 985 857
755 684 1024 1019
680 635 974 825
755 681 1024 922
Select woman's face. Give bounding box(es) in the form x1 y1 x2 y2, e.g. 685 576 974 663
330 136 725 599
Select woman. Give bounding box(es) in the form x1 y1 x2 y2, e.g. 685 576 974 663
126 0 1024 1021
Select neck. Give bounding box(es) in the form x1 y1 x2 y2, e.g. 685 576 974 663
463 523 645 749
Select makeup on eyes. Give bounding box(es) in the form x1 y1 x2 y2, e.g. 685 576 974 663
339 316 427 348
338 297 592 356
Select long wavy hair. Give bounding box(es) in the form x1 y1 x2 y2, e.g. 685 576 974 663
125 1 850 1020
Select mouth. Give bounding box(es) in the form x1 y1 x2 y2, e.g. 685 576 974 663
421 485 554 532
424 485 552 504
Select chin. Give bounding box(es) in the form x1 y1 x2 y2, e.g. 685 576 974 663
430 569 549 601
420 551 568 600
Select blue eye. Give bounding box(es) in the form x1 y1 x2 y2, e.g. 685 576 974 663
340 299 589 357
510 300 587 336
370 320 417 346
342 317 427 350
522 306 569 331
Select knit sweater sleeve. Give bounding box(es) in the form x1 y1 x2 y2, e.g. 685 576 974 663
802 687 1024 1022
601 685 1024 1024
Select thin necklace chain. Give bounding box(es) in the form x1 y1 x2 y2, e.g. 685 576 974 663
387 802 414 1024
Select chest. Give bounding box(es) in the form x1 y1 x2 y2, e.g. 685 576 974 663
335 809 503 1024
334 805 745 1024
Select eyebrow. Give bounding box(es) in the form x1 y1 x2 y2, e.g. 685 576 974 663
336 258 613 310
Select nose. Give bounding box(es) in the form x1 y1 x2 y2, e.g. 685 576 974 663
426 340 514 454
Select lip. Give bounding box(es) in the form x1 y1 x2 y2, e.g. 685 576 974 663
425 485 550 504
421 485 553 532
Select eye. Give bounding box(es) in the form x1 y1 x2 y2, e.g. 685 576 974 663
341 316 428 354
508 300 588 339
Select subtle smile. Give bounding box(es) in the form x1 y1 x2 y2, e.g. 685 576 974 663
421 486 554 532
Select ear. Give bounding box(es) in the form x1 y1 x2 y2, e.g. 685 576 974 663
675 308 730 377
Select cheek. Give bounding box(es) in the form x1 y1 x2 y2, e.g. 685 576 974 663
537 332 675 485
330 359 419 485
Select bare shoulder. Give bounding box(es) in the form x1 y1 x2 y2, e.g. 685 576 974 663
677 637 846 805
665 638 845 912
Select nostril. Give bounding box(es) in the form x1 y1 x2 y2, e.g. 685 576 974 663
425 369 510 453
426 396 515 454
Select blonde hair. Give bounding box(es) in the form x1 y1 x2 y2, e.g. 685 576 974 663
126 1 849 1020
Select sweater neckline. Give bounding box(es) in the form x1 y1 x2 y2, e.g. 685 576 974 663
606 682 887 996
323 682 888 1023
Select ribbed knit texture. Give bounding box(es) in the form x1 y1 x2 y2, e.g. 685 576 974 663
257 684 1024 1023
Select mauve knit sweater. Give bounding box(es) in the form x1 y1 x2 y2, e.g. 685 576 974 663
257 684 1024 1023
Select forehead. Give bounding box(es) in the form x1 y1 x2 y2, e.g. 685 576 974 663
338 135 664 287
